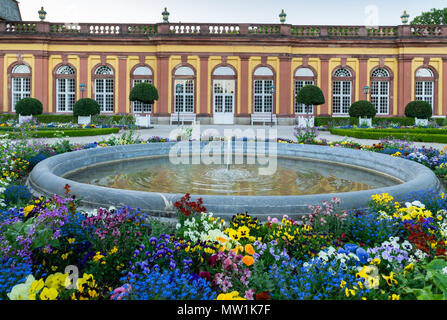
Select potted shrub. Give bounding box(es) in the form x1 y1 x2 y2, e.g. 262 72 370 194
405 100 432 126
295 85 325 128
73 98 101 125
129 82 159 128
15 97 43 125
349 100 377 128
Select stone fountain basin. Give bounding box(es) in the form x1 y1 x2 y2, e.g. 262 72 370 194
27 142 442 220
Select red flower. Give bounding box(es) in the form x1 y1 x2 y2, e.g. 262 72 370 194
208 255 218 267
255 291 271 300
199 271 212 282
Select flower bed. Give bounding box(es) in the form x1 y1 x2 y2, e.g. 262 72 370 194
1 188 447 300
0 130 447 300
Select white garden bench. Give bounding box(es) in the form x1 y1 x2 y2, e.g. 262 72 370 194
251 113 277 125
134 114 151 128
170 113 196 125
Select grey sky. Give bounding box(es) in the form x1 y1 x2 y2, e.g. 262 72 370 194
16 0 447 25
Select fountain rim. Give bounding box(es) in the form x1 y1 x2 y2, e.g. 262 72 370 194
26 141 442 219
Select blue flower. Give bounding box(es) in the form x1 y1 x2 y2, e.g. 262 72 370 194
344 243 359 253
355 247 369 265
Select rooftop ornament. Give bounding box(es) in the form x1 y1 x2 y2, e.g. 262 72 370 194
162 7 170 23
401 10 410 25
38 6 47 21
279 9 287 24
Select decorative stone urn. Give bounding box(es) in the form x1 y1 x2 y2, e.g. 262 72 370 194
18 115 33 125
415 118 428 127
297 116 315 128
359 117 372 128
78 116 92 125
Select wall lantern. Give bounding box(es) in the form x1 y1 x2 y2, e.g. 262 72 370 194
80 83 86 98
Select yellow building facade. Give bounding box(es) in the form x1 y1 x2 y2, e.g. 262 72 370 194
1 21 446 124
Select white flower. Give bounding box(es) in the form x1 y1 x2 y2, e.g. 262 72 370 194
401 240 413 251
7 275 35 300
442 267 447 275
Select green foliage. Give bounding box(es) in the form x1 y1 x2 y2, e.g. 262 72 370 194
349 100 377 118
402 259 447 300
411 8 447 25
405 100 433 119
129 83 159 104
73 98 101 117
330 128 447 143
6 127 120 139
15 98 43 116
35 114 76 123
295 85 325 111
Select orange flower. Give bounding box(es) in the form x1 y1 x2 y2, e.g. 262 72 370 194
242 255 254 266
244 244 255 255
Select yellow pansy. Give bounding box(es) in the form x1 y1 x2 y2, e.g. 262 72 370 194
40 287 58 300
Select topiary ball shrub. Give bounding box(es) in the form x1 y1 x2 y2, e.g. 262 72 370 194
3 185 32 207
15 98 43 116
73 98 101 117
405 100 433 119
349 100 377 118
129 82 159 105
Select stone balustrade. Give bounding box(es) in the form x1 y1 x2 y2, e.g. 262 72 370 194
1 21 446 39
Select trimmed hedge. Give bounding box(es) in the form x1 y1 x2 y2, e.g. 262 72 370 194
5 127 120 139
330 128 447 143
0 114 136 124
315 116 446 127
345 128 447 135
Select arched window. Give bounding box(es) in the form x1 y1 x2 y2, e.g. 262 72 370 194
294 67 316 114
332 67 353 114
11 64 31 112
94 65 114 113
173 65 195 113
253 66 274 113
212 66 236 124
415 67 435 108
370 67 391 115
131 65 153 114
55 65 76 113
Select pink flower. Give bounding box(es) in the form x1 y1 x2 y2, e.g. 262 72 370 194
245 289 255 300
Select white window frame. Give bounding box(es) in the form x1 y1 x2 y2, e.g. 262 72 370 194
415 81 434 107
332 80 351 114
213 79 235 114
371 81 389 115
253 79 273 113
174 79 194 113
56 78 76 112
12 77 31 112
95 78 114 113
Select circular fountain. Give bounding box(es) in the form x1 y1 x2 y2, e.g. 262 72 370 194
27 141 442 220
